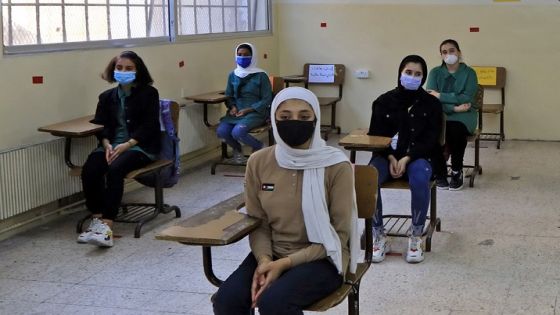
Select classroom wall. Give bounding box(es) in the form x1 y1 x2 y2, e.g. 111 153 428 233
276 1 560 141
0 35 278 151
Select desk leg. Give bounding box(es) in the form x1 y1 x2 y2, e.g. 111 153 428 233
203 103 212 128
64 137 80 170
350 150 356 164
203 246 224 287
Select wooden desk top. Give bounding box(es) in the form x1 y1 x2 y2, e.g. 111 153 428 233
338 129 391 149
38 115 102 137
282 75 306 83
184 91 228 103
155 193 261 246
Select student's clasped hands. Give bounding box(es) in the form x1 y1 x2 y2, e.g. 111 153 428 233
388 155 410 178
251 257 292 308
105 142 131 164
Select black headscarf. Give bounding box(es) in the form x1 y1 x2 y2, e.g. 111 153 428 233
395 54 428 105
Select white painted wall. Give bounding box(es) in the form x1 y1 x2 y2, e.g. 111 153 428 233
276 2 560 140
0 37 278 151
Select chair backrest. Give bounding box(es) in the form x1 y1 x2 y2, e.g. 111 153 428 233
135 100 181 188
354 165 378 219
269 75 285 96
169 100 180 132
354 164 378 264
475 84 484 130
303 63 345 99
439 113 447 146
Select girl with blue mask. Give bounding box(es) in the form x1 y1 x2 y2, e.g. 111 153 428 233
367 55 442 264
216 43 273 164
78 51 161 247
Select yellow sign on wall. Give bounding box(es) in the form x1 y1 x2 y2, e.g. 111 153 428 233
473 66 497 86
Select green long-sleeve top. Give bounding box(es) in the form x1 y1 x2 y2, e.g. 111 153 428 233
220 72 272 129
426 63 479 134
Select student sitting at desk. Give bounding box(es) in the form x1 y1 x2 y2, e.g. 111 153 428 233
427 39 479 191
216 42 273 164
213 87 359 314
77 51 160 247
368 55 442 263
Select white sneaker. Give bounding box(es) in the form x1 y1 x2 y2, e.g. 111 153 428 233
232 150 247 164
87 222 114 247
405 236 424 263
372 235 390 263
77 218 102 244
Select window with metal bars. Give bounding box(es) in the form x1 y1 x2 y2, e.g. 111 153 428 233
1 0 270 54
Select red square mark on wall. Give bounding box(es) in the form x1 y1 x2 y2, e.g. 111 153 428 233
32 76 44 84
320 22 327 28
470 27 480 32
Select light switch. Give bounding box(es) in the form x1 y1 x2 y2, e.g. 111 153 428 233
354 69 370 79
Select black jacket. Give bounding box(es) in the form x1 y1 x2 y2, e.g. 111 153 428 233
368 87 442 161
91 85 161 155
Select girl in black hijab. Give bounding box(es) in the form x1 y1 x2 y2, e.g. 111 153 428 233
367 55 442 264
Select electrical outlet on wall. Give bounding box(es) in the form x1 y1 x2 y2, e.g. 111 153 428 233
354 69 370 79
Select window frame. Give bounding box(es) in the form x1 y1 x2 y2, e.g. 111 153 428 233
1 0 272 55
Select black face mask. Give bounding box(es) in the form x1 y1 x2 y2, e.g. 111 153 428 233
276 120 316 147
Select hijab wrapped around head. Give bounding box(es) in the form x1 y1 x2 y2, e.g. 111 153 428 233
233 42 267 78
271 87 359 275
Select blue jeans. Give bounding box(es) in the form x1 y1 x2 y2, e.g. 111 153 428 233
213 254 342 315
216 122 263 152
369 155 432 237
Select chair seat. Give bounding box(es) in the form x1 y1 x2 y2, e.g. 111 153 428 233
306 262 369 311
482 103 504 114
467 128 481 142
249 124 271 135
381 179 435 190
126 159 172 179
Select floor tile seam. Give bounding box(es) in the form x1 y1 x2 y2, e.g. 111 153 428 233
32 301 190 314
0 277 80 286
61 282 216 295
431 231 560 239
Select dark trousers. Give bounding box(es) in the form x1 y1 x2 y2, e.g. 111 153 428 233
213 253 342 315
81 150 151 220
434 120 471 177
445 121 470 172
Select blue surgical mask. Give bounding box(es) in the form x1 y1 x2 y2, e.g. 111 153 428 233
114 71 136 85
236 56 252 68
400 73 422 90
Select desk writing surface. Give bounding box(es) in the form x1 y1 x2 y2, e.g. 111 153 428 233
339 129 391 148
184 91 228 103
38 115 102 137
155 193 261 246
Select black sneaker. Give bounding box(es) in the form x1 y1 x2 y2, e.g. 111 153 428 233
449 170 464 191
436 177 449 190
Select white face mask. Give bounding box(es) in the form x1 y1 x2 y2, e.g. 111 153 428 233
444 54 459 65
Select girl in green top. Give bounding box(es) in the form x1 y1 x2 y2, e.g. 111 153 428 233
216 43 273 164
427 39 479 191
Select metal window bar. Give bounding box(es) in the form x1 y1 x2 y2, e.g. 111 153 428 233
220 0 225 34
34 0 40 44
106 0 111 39
193 0 198 34
126 0 131 38
7 0 13 46
61 0 67 42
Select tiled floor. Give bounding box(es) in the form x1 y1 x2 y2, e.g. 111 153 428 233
1 137 559 315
